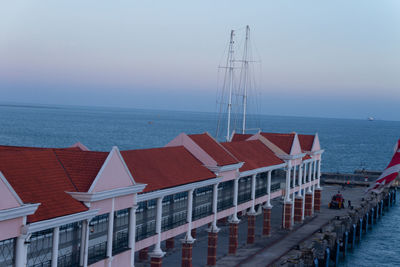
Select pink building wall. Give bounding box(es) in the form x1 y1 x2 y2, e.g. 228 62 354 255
0 174 21 210
0 217 23 240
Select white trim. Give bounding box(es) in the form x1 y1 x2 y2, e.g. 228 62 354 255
88 146 137 193
311 149 324 156
239 163 287 178
22 209 99 234
68 184 146 202
0 171 24 205
137 177 221 202
206 162 244 173
0 203 39 222
278 153 307 160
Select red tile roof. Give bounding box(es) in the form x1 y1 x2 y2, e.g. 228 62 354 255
54 150 108 192
221 140 284 172
0 149 91 223
260 132 295 154
121 146 216 193
298 134 315 152
188 133 239 166
231 134 252 142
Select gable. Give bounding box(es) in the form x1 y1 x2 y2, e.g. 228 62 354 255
0 172 22 210
311 133 321 152
290 134 302 155
89 147 135 193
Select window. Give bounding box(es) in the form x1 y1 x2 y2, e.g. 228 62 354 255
112 209 130 255
238 176 252 204
27 229 53 267
88 214 108 265
136 200 156 241
0 238 15 267
255 172 268 198
217 180 234 211
192 185 213 220
57 222 81 267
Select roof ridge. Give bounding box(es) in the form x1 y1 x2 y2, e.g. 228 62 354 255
52 149 79 192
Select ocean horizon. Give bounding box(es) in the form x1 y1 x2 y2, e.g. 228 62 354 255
0 102 399 174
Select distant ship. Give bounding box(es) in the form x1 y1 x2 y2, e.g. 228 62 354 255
368 117 375 121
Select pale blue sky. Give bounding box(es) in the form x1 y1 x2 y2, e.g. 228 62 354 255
1 1 399 120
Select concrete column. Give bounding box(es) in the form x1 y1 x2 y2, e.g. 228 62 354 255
283 163 292 229
230 178 240 223
51 227 60 267
183 189 195 242
291 165 296 226
285 163 292 202
311 161 316 214
317 159 322 189
249 174 256 214
211 183 219 231
228 222 239 254
107 198 115 259
302 163 307 220
307 161 312 193
129 204 138 267
149 197 165 262
298 164 303 197
266 171 272 207
15 234 27 267
262 206 272 236
207 230 219 266
83 219 90 267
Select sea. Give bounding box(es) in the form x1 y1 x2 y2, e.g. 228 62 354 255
0 103 399 266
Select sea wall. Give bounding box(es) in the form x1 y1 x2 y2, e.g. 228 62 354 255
276 187 397 267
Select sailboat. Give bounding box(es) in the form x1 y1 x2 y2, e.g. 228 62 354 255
215 25 260 141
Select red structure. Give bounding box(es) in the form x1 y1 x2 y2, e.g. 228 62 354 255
294 196 303 223
263 207 272 236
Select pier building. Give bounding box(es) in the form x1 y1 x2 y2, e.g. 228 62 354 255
0 132 323 267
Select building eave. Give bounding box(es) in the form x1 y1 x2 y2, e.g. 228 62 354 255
137 177 222 202
0 203 40 222
239 163 287 178
67 183 146 203
205 162 244 173
22 209 99 234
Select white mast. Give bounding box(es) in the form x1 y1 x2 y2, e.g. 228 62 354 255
241 25 250 134
226 29 235 141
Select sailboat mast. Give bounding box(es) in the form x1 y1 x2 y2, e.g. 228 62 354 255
226 29 235 141
242 25 250 134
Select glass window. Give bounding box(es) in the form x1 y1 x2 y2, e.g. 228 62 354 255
0 238 15 267
112 209 130 255
27 229 53 267
57 222 81 267
88 214 108 265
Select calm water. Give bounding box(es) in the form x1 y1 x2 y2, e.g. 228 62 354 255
0 104 399 265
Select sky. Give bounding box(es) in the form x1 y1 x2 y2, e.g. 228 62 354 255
0 1 399 120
